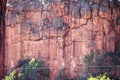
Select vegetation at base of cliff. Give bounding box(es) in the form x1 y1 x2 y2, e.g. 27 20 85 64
83 51 120 80
4 58 50 80
5 70 16 80
87 74 110 80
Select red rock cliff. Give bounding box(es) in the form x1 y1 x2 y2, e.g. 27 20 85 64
4 0 120 79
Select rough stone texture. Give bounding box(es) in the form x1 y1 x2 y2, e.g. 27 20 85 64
5 0 120 79
0 0 7 78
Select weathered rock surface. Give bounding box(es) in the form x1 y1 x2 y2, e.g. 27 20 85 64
5 0 120 79
0 0 7 78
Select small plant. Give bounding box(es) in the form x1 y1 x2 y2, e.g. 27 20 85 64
5 70 16 80
21 58 42 80
83 50 101 65
84 53 94 65
87 74 110 80
18 72 25 80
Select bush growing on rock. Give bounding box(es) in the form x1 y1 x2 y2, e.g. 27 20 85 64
87 74 110 80
4 58 50 80
83 51 120 80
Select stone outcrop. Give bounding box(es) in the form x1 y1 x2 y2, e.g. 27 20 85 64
5 0 120 79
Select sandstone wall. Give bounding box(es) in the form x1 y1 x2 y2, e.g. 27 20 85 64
0 0 7 78
5 0 120 79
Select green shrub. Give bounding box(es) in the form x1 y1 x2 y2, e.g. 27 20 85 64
84 53 94 65
5 70 16 80
4 58 49 80
87 74 110 80
83 51 120 79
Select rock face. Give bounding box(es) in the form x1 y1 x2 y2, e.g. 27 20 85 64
5 0 120 79
0 0 7 78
